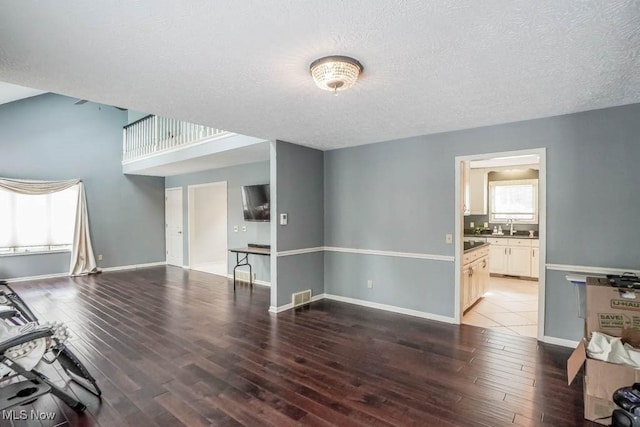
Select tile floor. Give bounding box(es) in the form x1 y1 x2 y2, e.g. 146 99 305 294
462 276 539 338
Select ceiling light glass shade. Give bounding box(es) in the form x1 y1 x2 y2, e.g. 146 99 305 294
310 56 363 92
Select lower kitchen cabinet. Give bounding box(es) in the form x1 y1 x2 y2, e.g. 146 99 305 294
531 241 540 278
487 238 535 278
489 244 508 274
462 264 472 309
462 247 490 312
509 246 531 276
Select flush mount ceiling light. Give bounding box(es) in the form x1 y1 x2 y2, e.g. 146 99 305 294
310 55 363 94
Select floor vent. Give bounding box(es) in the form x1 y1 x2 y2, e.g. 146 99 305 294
235 270 256 282
292 290 312 308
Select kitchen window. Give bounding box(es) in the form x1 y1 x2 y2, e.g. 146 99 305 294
0 186 78 255
489 179 538 223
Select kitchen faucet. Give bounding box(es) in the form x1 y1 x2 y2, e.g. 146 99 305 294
506 218 515 236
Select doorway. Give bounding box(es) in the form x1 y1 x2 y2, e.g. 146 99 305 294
165 187 184 267
188 182 228 276
455 149 546 340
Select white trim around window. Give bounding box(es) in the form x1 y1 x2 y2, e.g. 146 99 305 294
489 178 539 224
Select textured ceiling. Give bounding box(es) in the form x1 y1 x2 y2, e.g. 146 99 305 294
0 1 639 150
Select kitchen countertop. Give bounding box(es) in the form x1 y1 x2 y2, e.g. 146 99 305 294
464 241 490 253
464 234 538 240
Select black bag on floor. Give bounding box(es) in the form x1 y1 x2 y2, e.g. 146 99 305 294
612 383 640 427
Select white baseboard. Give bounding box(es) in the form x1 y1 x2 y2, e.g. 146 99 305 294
3 272 69 283
2 261 167 283
101 261 167 272
324 294 456 324
269 292 455 324
254 279 271 287
269 304 292 313
542 336 580 348
269 293 326 314
226 274 270 287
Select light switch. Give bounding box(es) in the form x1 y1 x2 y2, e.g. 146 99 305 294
233 225 238 232
445 234 453 244
242 225 247 232
280 213 288 225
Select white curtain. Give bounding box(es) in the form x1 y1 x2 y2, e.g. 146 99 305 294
0 177 99 276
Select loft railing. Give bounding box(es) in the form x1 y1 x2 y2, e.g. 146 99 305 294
122 115 232 162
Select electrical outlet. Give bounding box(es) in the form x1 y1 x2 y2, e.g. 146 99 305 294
445 234 453 244
242 225 247 232
470 222 474 228
233 225 238 232
484 222 489 228
98 254 103 261
367 279 373 289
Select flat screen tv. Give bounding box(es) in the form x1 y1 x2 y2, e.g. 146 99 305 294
241 184 270 222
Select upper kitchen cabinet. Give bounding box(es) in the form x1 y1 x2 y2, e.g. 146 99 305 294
469 168 487 215
463 164 488 216
463 162 470 216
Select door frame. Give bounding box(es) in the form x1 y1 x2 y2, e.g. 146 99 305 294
187 181 228 272
165 186 184 267
454 147 547 341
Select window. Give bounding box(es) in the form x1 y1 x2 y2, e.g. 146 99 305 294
0 186 78 254
489 179 538 223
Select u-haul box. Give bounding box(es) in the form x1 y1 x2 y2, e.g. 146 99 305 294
567 277 640 424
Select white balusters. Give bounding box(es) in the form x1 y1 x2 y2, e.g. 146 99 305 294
122 115 231 162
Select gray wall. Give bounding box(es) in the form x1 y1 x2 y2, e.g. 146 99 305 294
276 141 324 251
165 161 271 282
325 252 454 317
275 141 324 306
0 93 166 279
324 103 640 340
127 110 149 124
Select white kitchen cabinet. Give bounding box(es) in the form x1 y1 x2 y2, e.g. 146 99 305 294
531 246 540 279
474 256 489 298
489 244 508 274
508 246 532 277
463 162 471 216
462 264 472 309
488 238 536 278
462 246 490 312
469 168 487 215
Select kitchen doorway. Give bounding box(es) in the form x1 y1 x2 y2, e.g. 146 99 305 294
187 181 228 276
454 149 546 340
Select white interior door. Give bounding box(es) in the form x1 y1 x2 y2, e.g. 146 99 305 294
165 188 183 267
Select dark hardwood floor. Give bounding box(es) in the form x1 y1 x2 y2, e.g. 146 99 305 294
0 266 596 426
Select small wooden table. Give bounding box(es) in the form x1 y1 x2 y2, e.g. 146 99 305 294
228 246 270 290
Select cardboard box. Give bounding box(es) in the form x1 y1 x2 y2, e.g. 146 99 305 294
585 277 640 336
567 277 640 425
